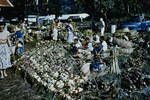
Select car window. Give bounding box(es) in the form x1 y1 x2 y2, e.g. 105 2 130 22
145 17 150 20
128 17 141 22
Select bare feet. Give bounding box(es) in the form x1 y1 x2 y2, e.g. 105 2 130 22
3 70 8 77
0 70 4 79
0 75 4 79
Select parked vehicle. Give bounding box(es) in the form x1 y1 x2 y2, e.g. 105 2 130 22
58 13 90 22
120 16 150 31
38 15 55 25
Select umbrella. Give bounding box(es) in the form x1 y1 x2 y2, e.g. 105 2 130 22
0 0 14 7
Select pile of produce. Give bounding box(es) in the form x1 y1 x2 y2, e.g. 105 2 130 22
15 35 150 99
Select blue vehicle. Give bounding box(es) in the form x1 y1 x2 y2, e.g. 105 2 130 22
120 16 150 31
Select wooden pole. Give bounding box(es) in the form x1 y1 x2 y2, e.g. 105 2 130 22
111 47 121 74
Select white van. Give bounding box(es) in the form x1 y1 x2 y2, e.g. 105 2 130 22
58 13 90 21
24 15 37 25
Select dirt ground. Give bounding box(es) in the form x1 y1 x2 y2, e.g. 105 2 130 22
0 67 43 100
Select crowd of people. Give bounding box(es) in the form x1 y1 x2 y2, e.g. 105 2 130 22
49 17 149 76
50 18 109 74
0 16 108 79
1 16 149 80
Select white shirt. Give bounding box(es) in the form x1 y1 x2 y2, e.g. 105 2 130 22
88 42 93 51
75 41 82 48
52 27 58 41
18 43 23 47
100 19 105 28
102 41 108 51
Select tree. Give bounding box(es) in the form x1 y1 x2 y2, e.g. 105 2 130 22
48 0 60 17
141 0 150 14
76 0 115 18
76 0 150 19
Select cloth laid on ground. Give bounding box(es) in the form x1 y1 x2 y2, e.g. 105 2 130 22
90 61 104 72
113 37 133 48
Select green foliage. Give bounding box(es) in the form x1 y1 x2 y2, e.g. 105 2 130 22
48 0 61 17
76 0 150 18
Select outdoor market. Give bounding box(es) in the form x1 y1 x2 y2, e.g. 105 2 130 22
0 0 150 100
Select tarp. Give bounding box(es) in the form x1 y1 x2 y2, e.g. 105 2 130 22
0 0 13 7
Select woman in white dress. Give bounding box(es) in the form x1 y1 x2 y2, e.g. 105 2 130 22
52 26 58 41
0 25 12 78
52 20 59 41
66 19 74 43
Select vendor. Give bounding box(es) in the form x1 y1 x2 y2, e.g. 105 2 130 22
82 37 93 52
100 36 108 52
90 58 105 72
92 41 103 58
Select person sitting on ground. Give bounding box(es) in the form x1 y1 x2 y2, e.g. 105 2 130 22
16 41 24 56
82 37 93 52
70 38 80 56
92 41 103 58
90 32 100 43
100 36 108 52
90 58 105 72
74 37 82 48
71 37 92 59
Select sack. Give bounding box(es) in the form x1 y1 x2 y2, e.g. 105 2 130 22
114 37 133 48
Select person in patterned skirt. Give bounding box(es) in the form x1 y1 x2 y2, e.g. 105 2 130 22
0 25 12 79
